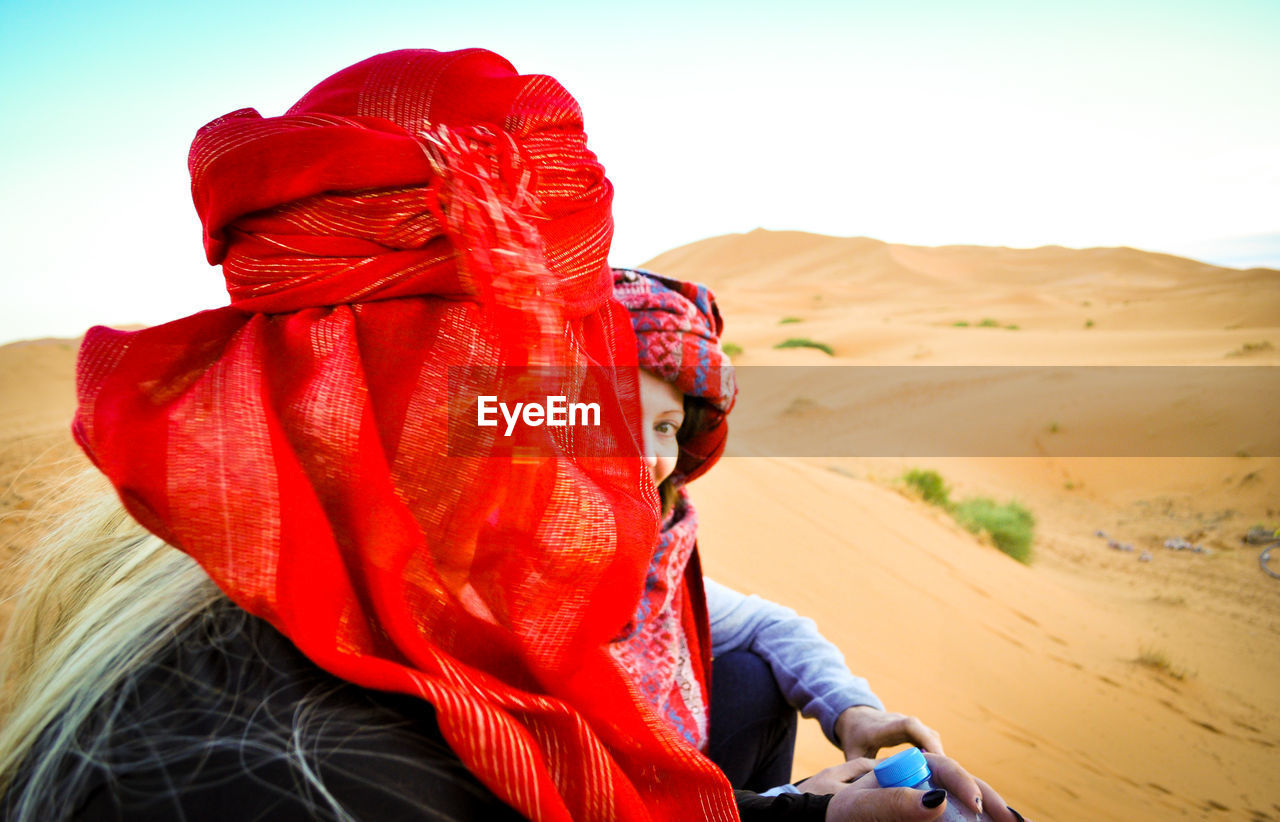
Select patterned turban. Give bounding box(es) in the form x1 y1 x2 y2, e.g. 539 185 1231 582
612 267 737 484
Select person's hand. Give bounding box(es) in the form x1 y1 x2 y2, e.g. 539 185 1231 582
834 706 944 760
824 779 948 822
823 751 1030 822
794 758 875 795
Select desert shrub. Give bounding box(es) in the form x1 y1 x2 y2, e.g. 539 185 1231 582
952 497 1035 563
1228 340 1274 357
722 342 743 357
977 318 1000 328
952 321 969 327
1135 645 1188 680
774 338 834 356
903 469 950 507
779 316 802 324
901 468 1036 563
1084 319 1094 328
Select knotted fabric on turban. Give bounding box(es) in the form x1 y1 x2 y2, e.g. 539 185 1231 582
73 49 736 821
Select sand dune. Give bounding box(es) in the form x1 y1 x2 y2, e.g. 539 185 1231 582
646 231 1280 820
2 232 1278 820
0 338 85 629
647 229 1280 355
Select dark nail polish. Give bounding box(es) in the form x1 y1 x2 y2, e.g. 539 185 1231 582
922 789 946 809
1007 806 1025 822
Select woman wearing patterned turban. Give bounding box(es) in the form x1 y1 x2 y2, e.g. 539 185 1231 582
609 268 1029 822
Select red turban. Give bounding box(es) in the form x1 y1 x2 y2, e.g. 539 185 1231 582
73 49 736 821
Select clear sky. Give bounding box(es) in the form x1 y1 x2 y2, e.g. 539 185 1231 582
2 0 1277 343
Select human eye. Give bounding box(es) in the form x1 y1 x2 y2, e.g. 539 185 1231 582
654 419 680 437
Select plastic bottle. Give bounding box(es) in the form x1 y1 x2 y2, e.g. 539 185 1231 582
872 747 979 821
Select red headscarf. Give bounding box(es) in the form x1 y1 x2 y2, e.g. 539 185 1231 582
73 49 736 821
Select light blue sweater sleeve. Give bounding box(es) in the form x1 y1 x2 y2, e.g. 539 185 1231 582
705 577 885 747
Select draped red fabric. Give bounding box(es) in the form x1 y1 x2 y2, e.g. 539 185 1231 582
72 49 737 821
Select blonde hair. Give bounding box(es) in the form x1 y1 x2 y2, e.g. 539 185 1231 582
0 472 218 819
0 472 493 822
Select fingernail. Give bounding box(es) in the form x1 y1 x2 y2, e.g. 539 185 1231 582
922 789 946 809
1007 806 1026 822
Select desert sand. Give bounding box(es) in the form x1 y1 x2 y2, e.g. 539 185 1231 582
3 230 1278 820
647 231 1280 821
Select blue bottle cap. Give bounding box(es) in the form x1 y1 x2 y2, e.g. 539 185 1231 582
873 747 931 788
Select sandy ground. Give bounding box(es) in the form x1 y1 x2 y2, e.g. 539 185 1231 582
3 231 1278 820
0 337 84 630
646 231 1280 821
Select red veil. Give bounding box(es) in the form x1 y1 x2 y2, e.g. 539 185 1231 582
73 49 736 821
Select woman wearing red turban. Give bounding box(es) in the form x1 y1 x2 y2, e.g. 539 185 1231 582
0 47 741 821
